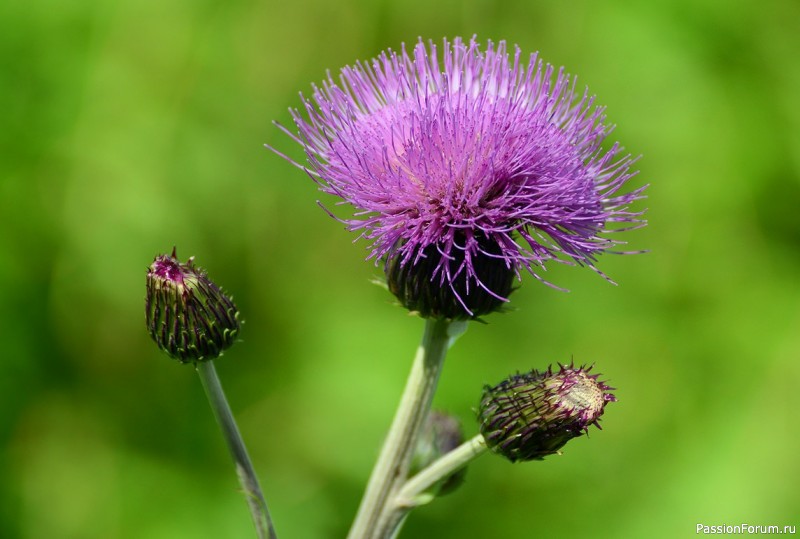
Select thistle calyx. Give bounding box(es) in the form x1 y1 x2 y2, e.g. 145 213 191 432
478 364 615 462
385 234 516 320
145 248 240 363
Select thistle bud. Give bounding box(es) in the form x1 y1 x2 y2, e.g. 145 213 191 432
145 248 240 363
385 233 516 320
410 411 467 497
478 364 615 462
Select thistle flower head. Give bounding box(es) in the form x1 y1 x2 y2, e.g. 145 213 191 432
145 249 240 364
281 36 645 318
478 364 615 462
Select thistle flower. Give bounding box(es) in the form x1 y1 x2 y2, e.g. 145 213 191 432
277 36 644 319
478 364 615 462
145 249 240 363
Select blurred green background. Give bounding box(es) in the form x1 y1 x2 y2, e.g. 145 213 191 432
2 0 799 537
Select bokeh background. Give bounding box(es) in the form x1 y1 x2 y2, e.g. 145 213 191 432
2 0 798 537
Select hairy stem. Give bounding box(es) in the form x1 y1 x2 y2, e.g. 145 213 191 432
348 318 466 539
378 435 488 538
398 434 487 506
197 361 277 539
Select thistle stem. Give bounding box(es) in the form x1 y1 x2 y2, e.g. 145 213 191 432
196 360 277 539
396 434 487 507
348 318 467 539
374 434 488 538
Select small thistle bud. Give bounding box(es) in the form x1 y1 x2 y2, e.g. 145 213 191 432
385 233 516 320
478 364 616 462
145 248 240 363
410 411 467 497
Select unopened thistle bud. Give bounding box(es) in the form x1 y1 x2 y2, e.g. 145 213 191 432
145 248 240 363
478 364 615 462
410 411 467 497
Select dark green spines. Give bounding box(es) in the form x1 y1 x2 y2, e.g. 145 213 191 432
146 251 240 363
385 234 515 320
478 365 614 462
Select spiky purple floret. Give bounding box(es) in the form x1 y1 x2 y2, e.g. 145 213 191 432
282 36 645 305
150 248 187 284
478 363 616 462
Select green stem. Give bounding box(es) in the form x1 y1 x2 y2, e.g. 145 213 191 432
377 434 488 539
196 361 277 539
347 318 467 539
396 434 488 507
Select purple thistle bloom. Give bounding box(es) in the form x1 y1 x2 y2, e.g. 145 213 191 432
277 36 644 318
